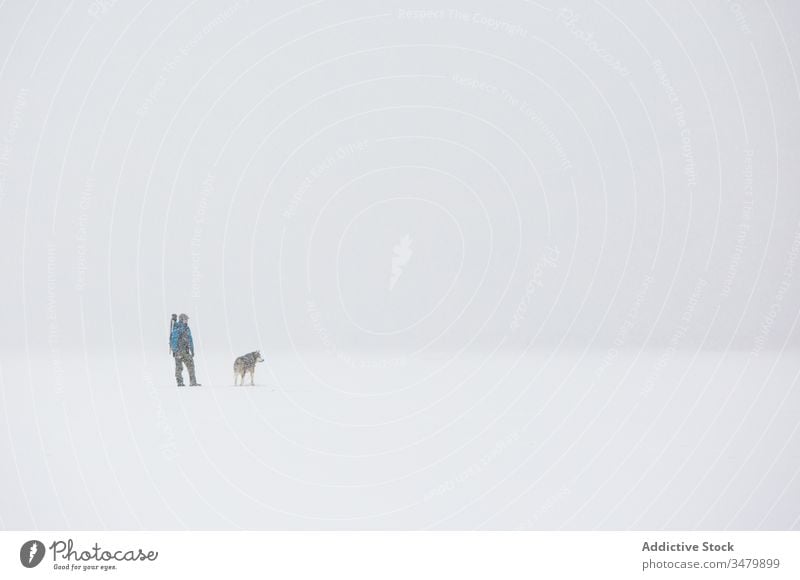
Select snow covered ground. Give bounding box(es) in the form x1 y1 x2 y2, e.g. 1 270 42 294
1 348 797 529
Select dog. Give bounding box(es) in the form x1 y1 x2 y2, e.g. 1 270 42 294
233 351 264 385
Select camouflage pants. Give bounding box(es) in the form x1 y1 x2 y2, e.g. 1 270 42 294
174 352 196 386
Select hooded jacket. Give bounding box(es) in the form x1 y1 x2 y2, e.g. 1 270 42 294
170 321 194 355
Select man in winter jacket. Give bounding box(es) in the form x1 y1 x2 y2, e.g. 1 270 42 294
170 313 200 386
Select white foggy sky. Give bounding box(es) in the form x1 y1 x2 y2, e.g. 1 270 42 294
0 0 798 357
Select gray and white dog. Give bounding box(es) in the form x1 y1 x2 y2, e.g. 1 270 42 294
233 351 264 385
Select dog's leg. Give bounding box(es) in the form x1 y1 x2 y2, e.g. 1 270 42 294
250 369 255 386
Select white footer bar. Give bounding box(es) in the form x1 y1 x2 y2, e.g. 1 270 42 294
1 532 797 579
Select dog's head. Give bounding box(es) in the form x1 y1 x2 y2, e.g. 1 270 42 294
254 351 264 363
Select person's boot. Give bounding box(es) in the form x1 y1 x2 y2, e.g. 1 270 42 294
177 381 185 387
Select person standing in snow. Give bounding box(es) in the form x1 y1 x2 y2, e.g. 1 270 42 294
170 313 200 386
